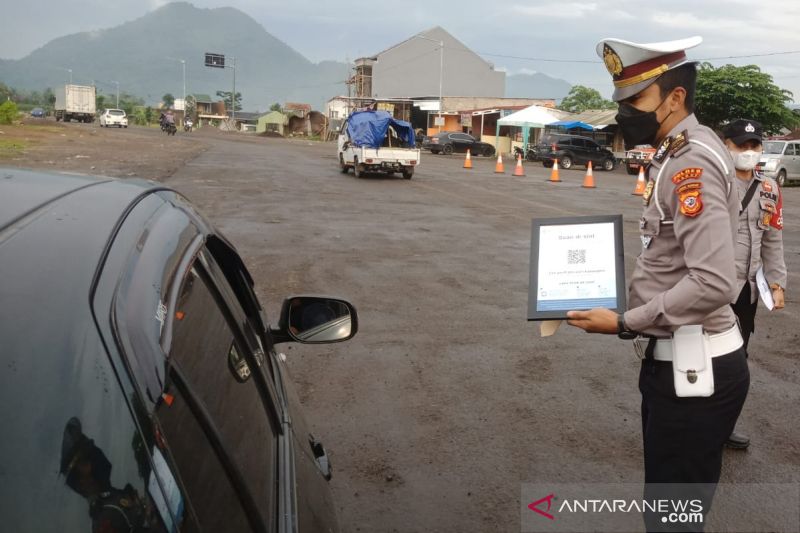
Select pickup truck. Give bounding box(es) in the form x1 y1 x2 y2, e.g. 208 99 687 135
338 110 420 179
625 146 656 174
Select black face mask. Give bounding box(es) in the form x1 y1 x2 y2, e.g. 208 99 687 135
615 96 672 149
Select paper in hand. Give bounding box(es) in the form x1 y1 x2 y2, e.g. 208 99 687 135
540 320 562 337
756 266 774 311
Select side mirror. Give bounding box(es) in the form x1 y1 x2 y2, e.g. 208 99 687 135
272 296 358 344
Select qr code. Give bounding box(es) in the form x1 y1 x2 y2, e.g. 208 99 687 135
567 249 586 264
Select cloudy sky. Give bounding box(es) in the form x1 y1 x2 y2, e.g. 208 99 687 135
3 0 800 100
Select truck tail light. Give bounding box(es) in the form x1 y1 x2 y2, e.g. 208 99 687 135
366 159 374 163
409 161 417 165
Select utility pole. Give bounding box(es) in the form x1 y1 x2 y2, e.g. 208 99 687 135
181 59 186 112
231 56 236 123
414 34 445 133
112 81 119 108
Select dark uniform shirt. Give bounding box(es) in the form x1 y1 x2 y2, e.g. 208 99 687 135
624 114 738 336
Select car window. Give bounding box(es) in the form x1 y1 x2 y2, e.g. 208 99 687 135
585 139 599 149
0 333 185 532
763 141 785 155
110 110 125 116
168 262 277 529
787 144 798 155
558 139 573 147
571 138 587 148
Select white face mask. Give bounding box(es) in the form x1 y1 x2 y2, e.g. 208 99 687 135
730 149 761 171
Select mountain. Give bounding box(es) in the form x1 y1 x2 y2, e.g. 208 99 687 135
505 72 572 101
0 3 573 110
0 2 347 110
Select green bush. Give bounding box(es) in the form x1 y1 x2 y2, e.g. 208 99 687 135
0 101 19 124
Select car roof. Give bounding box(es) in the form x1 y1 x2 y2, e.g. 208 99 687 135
0 169 166 315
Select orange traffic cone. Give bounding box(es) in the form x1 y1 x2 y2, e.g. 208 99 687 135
463 149 473 169
548 158 560 182
513 154 525 176
494 152 505 174
582 161 595 188
632 166 646 195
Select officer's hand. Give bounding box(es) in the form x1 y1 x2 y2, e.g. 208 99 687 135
566 308 618 334
772 288 785 310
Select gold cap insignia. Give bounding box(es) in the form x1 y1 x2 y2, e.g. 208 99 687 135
603 44 623 77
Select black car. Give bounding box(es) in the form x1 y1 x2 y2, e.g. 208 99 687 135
422 131 496 157
537 134 617 171
0 168 357 532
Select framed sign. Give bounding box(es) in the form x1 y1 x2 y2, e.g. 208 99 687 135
528 215 626 320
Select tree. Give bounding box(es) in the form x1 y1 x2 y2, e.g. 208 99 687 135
558 85 616 113
96 94 106 112
269 102 282 112
184 95 196 121
0 101 19 124
162 93 175 109
216 90 242 111
695 63 798 134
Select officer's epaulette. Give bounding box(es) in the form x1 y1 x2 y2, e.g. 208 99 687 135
652 130 690 164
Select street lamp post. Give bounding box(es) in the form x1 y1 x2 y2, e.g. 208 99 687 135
180 60 186 113
414 34 444 133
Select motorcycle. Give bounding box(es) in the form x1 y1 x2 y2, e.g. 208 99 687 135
160 117 177 136
513 144 539 162
184 119 193 133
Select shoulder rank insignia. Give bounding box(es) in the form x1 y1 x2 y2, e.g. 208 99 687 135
679 189 703 217
653 136 673 163
671 167 703 184
762 180 773 193
670 130 689 154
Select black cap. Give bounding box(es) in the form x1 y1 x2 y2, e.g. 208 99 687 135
722 119 763 145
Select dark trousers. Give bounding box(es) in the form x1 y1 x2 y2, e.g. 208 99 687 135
639 347 750 531
731 283 758 354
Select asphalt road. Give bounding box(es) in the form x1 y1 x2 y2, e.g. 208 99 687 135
146 132 799 533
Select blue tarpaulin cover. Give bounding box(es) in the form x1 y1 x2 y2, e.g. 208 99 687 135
549 120 594 131
346 110 416 148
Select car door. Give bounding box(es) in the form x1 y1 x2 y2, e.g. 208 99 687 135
788 142 800 179
584 139 603 165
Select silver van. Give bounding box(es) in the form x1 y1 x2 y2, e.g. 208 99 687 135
758 140 800 185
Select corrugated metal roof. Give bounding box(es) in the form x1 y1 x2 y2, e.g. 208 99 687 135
570 109 618 127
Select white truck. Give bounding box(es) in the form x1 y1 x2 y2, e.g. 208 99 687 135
55 84 97 123
337 110 420 179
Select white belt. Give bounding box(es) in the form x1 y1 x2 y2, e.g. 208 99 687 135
633 325 743 361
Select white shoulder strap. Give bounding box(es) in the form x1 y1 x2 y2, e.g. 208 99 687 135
688 138 732 197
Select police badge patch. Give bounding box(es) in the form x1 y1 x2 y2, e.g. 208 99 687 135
671 167 703 184
679 190 703 217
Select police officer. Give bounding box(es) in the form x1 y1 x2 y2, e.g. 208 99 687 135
60 417 150 532
566 37 748 531
722 119 786 450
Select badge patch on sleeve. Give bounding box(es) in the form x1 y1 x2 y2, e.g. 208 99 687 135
679 190 703 217
676 182 702 195
671 167 703 184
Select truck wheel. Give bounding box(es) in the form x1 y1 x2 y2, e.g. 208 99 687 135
402 167 414 179
339 155 349 174
777 170 786 187
354 157 363 178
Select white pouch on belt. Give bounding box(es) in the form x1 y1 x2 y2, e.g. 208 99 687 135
671 325 714 397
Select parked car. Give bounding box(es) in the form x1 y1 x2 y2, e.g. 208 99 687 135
537 134 616 171
423 131 495 157
30 107 45 118
757 139 800 186
0 167 358 532
625 145 656 175
99 108 128 128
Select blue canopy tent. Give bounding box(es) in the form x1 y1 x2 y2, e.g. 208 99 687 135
548 120 594 131
345 110 415 148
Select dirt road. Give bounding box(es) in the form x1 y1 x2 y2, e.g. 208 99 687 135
4 122 799 532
